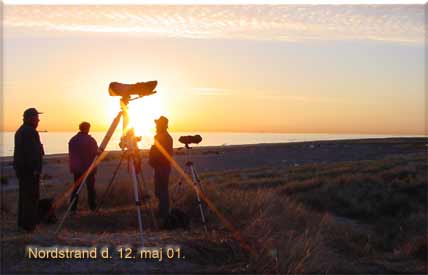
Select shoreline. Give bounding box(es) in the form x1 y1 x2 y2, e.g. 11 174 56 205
1 137 426 192
1 136 426 162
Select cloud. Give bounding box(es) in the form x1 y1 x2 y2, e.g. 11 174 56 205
191 87 233 96
4 5 424 43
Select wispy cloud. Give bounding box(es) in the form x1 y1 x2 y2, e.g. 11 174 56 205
191 87 233 96
255 94 379 108
4 5 424 43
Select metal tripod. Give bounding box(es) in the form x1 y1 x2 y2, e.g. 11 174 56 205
95 153 157 229
55 96 148 245
175 145 208 233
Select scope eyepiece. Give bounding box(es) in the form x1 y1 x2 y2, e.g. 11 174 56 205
109 81 157 97
179 135 202 146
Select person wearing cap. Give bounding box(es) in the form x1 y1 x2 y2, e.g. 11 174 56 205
149 116 173 221
68 122 99 212
13 108 45 232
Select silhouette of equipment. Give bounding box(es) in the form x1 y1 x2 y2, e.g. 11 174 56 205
109 81 157 98
174 135 208 233
178 135 202 149
55 81 158 245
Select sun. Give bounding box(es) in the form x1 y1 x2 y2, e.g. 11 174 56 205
103 93 164 138
126 95 163 137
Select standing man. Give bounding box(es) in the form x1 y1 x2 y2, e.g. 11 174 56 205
149 116 173 221
13 108 44 232
68 122 98 212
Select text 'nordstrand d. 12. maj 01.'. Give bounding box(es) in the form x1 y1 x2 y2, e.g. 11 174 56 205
26 246 183 262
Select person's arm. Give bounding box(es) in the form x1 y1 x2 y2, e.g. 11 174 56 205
22 128 41 174
168 135 173 157
13 131 24 173
68 141 74 173
69 137 82 174
90 137 98 173
90 137 98 158
158 134 173 164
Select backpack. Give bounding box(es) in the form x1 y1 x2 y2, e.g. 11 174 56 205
38 198 57 224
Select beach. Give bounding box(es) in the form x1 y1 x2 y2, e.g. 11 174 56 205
1 137 427 274
2 137 425 191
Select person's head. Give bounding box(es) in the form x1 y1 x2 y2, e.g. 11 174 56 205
23 108 42 129
79 121 91 134
155 116 169 132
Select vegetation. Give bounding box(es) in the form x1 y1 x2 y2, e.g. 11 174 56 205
189 152 427 273
1 150 426 273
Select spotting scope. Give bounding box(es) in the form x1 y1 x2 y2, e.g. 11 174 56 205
179 135 203 147
109 81 157 97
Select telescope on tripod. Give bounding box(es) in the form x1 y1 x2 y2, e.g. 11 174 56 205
55 81 158 245
174 134 208 233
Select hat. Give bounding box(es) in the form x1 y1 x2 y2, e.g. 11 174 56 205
155 116 168 125
23 108 43 118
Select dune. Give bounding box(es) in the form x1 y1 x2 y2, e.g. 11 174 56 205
1 138 426 273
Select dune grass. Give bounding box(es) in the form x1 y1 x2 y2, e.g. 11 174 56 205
1 151 426 274
190 152 427 273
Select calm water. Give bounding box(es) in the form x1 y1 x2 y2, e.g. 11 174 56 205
0 131 421 157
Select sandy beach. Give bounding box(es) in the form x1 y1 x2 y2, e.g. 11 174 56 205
2 137 425 191
1 137 427 274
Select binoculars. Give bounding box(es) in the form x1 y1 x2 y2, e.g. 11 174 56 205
109 81 157 98
179 135 202 146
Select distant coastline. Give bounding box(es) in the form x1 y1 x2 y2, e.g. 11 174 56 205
1 136 426 162
1 131 426 157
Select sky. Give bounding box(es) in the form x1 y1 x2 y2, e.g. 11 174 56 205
2 4 426 135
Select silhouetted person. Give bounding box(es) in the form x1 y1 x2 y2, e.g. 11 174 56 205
13 108 44 232
68 122 98 211
149 116 173 221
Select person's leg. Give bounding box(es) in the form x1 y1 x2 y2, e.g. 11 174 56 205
158 166 171 219
32 174 40 226
154 169 161 217
17 175 25 229
18 173 39 231
70 173 81 211
86 173 96 211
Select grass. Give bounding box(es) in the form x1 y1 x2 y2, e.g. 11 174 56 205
0 175 9 185
1 149 427 273
192 152 427 273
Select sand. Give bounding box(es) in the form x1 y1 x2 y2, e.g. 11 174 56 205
2 137 425 192
1 137 426 273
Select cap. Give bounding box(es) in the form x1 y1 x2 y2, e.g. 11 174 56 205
155 116 168 125
23 108 43 118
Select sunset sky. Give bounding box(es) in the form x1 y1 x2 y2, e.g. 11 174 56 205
3 4 426 136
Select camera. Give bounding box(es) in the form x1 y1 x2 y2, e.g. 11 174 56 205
109 81 157 97
179 135 203 147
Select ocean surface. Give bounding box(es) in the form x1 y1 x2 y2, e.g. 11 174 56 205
0 131 422 157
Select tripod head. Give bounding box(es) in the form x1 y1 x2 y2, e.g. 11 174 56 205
106 81 157 153
119 128 142 152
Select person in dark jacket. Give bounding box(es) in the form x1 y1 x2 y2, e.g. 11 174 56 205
149 116 173 220
68 122 98 211
13 108 44 232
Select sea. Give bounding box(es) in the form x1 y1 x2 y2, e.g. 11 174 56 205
0 131 423 157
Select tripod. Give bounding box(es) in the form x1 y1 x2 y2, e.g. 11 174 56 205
95 151 157 228
175 144 208 233
55 96 150 245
